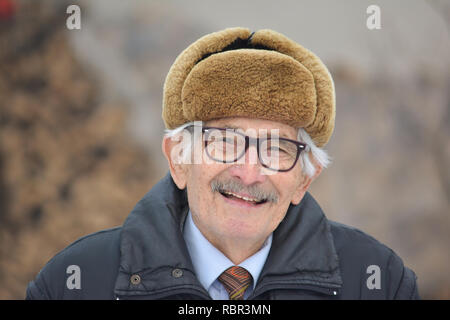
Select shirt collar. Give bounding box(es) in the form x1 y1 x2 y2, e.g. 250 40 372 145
183 210 272 291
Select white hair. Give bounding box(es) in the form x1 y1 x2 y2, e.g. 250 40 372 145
164 121 331 178
296 126 331 178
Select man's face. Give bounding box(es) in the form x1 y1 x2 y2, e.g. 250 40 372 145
166 117 316 251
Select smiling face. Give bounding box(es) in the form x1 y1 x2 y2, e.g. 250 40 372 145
163 117 321 261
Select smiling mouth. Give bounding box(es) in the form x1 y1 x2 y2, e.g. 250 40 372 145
218 190 268 205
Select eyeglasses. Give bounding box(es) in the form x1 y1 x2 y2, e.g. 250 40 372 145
186 125 307 172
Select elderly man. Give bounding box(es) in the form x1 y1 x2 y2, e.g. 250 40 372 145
26 28 419 300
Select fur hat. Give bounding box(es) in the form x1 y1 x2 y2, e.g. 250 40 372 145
162 27 335 147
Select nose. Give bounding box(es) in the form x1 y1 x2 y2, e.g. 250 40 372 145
228 144 266 185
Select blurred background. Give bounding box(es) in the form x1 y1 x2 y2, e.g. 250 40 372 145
0 0 448 299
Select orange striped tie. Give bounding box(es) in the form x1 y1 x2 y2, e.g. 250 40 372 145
218 266 253 300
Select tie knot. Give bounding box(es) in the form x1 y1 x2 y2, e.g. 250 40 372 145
218 266 253 300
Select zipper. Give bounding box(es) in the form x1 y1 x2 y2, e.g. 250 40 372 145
114 287 211 300
249 282 340 299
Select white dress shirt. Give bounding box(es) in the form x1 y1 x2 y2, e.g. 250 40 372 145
183 211 272 300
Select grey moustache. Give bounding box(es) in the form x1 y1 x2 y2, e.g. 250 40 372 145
210 178 279 203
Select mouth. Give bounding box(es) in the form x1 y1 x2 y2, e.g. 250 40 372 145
218 189 268 207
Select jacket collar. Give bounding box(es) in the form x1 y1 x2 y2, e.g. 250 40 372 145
114 173 342 299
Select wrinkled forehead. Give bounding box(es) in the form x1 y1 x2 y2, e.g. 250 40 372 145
204 117 299 140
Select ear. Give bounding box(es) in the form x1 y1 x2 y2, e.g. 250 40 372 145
162 135 188 190
290 153 323 205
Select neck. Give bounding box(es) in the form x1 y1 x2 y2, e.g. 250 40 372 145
189 213 270 265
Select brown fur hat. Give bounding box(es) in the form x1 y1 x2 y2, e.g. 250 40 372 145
162 27 335 147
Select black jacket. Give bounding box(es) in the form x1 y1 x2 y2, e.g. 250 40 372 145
26 173 419 300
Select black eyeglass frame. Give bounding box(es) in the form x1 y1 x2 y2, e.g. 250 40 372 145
185 125 307 172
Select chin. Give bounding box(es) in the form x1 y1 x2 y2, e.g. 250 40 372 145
222 219 265 238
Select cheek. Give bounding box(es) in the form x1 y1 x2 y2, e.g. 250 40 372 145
270 201 290 225
186 167 208 203
274 171 305 206
289 180 307 205
185 165 222 213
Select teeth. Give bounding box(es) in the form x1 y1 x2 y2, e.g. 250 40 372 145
223 191 261 202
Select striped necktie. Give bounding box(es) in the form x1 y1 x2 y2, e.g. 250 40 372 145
218 266 253 300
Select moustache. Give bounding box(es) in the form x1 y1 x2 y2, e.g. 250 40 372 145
210 177 279 204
